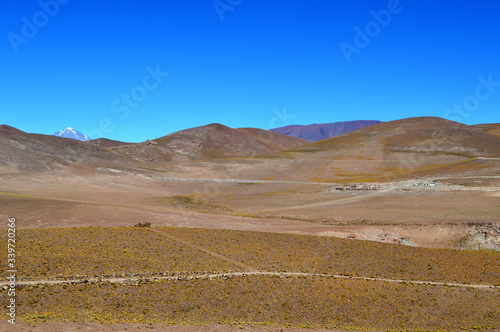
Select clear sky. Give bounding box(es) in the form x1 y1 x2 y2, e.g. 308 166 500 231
1 0 499 142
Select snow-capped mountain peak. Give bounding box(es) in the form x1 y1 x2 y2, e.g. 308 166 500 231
53 127 91 141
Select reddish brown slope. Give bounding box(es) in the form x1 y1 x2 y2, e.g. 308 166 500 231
114 123 309 161
266 117 500 182
471 123 500 137
88 138 134 148
296 117 500 156
0 125 130 173
0 125 25 137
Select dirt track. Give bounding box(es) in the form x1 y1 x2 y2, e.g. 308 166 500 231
149 228 258 271
258 189 391 212
2 271 498 289
3 227 498 290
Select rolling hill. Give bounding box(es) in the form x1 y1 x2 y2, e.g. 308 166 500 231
299 117 500 156
471 123 500 137
265 117 500 182
2 118 498 182
113 123 310 161
0 125 129 173
0 123 310 173
88 138 134 148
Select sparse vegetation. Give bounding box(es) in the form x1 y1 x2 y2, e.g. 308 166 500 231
170 195 200 205
17 275 500 330
134 222 151 228
158 227 500 285
4 223 500 331
11 227 241 280
166 195 231 212
10 227 500 286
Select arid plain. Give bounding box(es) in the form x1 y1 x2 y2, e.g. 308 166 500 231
1 117 500 331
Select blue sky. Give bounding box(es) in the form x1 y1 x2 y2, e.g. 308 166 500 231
1 0 499 142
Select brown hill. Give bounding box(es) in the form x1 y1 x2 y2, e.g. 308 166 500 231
0 124 26 137
114 123 309 162
0 126 129 173
471 123 500 137
265 117 500 182
88 138 134 148
295 117 500 156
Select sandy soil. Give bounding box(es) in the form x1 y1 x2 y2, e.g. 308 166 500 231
0 167 499 249
1 321 352 332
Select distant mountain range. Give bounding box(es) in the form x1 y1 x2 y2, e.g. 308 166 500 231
271 120 383 142
0 123 308 172
2 118 500 178
51 121 383 143
53 127 91 141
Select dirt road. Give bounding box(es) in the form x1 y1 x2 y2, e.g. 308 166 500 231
2 271 497 290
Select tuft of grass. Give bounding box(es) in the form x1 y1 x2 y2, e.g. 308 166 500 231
170 195 201 205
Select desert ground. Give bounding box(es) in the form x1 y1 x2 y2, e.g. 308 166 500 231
1 118 500 331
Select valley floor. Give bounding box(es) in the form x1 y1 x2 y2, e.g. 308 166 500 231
1 163 499 331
